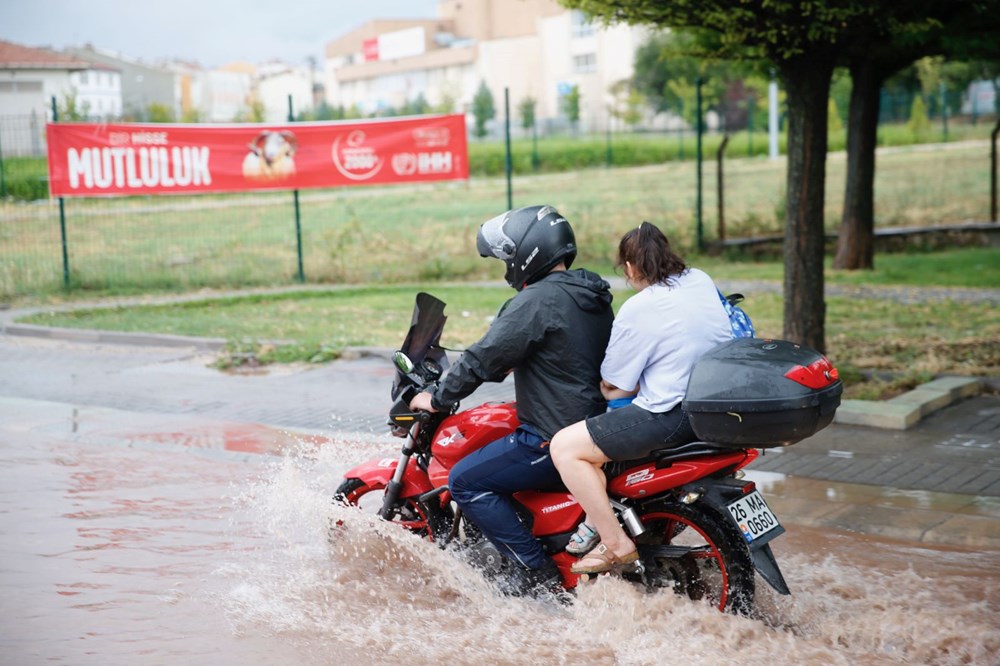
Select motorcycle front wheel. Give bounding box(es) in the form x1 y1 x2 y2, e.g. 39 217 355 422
632 500 755 614
333 477 434 539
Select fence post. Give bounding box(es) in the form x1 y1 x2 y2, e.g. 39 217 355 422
504 87 512 210
717 134 729 241
991 118 999 222
939 82 949 142
0 123 6 199
51 96 70 289
605 116 612 167
288 95 305 282
696 77 704 252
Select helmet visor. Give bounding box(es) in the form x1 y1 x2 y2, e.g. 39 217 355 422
477 212 516 261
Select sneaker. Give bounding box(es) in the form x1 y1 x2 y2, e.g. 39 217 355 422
566 522 600 555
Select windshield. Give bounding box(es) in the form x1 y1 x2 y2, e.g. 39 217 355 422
391 292 450 400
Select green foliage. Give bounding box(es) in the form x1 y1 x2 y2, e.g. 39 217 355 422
907 95 931 137
562 85 581 127
234 98 266 123
472 81 496 138
399 93 431 116
433 92 457 114
146 103 175 123
59 91 89 121
0 156 49 200
827 98 842 134
518 96 537 130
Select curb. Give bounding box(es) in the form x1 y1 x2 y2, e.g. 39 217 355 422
834 376 983 430
3 323 228 351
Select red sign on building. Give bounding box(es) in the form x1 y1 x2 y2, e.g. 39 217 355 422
46 114 468 197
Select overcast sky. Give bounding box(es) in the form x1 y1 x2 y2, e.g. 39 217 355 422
1 0 440 67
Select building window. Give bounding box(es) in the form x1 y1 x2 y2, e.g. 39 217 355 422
79 71 89 85
573 53 597 73
572 11 595 38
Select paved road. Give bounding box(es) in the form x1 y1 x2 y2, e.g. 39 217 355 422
1 333 997 496
2 332 998 549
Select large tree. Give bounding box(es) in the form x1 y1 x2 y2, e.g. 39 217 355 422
833 2 1000 270
563 1 895 352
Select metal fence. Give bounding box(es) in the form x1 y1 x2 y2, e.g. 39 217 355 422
1 111 997 301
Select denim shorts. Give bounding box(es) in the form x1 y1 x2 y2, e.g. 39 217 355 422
585 403 695 461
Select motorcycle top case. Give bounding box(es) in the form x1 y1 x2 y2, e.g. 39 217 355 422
682 338 842 448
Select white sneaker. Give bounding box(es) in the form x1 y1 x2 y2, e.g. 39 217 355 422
566 522 599 555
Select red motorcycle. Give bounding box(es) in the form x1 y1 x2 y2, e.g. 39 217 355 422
335 293 842 612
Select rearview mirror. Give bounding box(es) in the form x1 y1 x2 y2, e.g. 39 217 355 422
392 351 415 374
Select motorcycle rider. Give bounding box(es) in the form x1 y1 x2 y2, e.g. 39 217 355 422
409 205 614 596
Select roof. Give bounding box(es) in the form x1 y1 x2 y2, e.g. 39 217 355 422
0 39 93 71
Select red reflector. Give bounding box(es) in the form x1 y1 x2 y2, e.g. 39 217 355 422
785 357 839 389
742 481 757 494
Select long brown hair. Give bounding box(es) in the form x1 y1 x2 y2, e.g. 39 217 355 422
617 221 687 285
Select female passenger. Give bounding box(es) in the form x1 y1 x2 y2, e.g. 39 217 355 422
549 222 733 575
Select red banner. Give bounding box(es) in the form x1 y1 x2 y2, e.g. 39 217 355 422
45 115 468 197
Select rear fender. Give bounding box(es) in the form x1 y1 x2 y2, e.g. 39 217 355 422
341 456 433 498
681 476 790 595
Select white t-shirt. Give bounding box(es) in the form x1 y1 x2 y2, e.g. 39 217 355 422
601 268 733 413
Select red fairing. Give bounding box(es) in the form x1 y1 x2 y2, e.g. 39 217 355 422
341 455 434 497
607 450 757 499
513 491 585 536
432 402 519 471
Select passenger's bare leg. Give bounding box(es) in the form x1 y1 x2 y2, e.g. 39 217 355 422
550 421 635 557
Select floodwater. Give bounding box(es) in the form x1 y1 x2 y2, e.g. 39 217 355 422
2 402 998 666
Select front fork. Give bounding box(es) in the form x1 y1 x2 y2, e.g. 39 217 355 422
379 444 415 520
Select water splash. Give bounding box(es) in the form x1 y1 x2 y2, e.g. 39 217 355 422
221 443 1000 665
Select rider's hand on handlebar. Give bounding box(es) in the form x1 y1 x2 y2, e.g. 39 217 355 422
409 391 438 413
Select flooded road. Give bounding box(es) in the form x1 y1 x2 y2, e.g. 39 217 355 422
2 399 998 665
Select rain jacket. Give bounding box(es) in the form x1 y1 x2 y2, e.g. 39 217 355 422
431 268 614 439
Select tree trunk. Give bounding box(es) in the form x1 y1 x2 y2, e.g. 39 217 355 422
780 54 834 353
833 60 883 270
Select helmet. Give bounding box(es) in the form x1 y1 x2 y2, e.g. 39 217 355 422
476 205 577 290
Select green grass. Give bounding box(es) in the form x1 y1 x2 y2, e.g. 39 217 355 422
19 265 1000 399
2 137 996 301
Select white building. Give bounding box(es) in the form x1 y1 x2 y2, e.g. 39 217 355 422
68 62 122 119
255 62 315 122
322 0 648 133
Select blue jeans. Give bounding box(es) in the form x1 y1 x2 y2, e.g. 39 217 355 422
448 425 561 570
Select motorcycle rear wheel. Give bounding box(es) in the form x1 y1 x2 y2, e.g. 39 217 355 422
633 500 755 614
333 477 433 538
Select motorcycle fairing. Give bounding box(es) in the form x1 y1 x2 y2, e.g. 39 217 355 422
512 490 585 536
342 455 434 498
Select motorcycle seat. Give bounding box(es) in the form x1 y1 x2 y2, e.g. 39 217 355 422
603 441 731 477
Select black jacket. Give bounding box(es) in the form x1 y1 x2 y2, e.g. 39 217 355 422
431 268 614 440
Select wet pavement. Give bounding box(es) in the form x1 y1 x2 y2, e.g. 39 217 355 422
1 325 998 551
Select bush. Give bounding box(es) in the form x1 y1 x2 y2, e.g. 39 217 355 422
1 156 49 201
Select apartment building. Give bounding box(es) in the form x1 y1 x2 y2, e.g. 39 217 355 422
323 0 647 133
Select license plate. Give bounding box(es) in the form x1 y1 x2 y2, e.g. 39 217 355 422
726 490 781 543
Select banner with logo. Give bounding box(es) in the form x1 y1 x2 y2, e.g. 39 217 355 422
46 114 468 197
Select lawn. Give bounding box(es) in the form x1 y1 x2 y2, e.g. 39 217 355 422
2 141 995 300
19 248 1000 400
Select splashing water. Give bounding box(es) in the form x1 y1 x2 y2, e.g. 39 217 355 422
222 444 1000 666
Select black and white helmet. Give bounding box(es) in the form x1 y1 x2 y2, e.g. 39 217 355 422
476 205 577 290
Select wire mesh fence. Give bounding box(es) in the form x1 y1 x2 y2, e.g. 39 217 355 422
1 112 997 301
